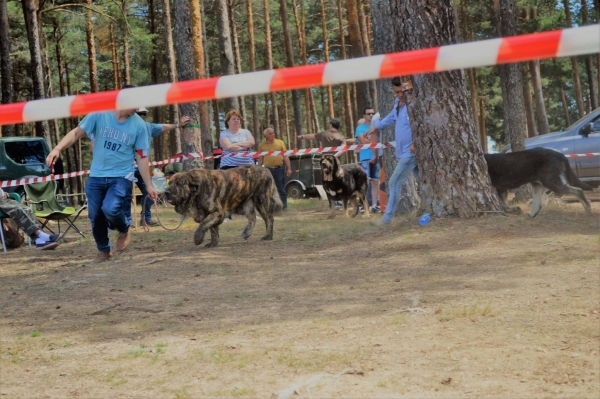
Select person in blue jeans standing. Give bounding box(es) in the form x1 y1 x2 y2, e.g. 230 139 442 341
123 107 190 227
46 86 158 262
363 77 418 226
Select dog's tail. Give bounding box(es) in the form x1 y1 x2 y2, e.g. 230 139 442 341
562 155 593 191
271 184 284 214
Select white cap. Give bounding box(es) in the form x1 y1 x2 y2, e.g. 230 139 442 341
136 106 148 113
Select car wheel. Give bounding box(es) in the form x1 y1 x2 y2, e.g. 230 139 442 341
286 182 304 199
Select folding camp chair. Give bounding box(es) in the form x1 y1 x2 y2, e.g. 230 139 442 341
152 176 169 207
0 192 32 252
24 181 87 241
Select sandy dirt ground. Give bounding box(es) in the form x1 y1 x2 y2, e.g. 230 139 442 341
0 194 599 399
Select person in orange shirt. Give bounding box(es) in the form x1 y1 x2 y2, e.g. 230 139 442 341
258 128 292 210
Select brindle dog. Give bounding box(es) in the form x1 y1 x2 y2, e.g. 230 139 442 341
320 154 371 219
164 166 283 248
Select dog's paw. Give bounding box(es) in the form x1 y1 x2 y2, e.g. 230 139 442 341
506 206 522 215
261 235 273 241
327 214 336 220
362 214 371 219
194 229 206 246
241 229 252 240
204 241 218 248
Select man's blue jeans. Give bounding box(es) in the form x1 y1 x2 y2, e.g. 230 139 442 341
123 170 152 225
85 177 131 253
382 157 419 223
267 166 287 209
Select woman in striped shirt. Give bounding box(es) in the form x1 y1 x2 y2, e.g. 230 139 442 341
219 110 256 170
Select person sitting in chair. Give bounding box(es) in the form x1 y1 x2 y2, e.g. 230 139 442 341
0 188 60 250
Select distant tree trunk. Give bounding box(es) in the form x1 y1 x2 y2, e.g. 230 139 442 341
346 0 372 115
121 0 131 86
0 0 14 137
228 0 247 128
529 60 549 135
148 0 162 160
496 0 529 203
292 0 313 139
283 92 291 147
379 0 501 217
278 0 303 149
246 0 260 140
562 0 585 117
22 0 51 144
359 0 377 106
43 38 60 147
371 0 420 214
581 0 598 110
262 0 280 140
319 0 335 118
174 0 204 170
559 84 570 126
191 0 213 169
458 0 481 144
522 64 537 137
83 0 98 93
337 0 354 137
215 0 239 113
109 23 120 89
162 0 181 155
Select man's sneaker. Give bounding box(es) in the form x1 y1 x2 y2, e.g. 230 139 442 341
94 251 114 262
36 234 60 251
371 207 381 214
359 206 365 213
142 219 159 227
115 230 131 252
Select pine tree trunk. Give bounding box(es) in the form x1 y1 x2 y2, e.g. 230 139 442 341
337 0 354 138
262 0 280 140
380 0 501 217
83 0 98 93
371 0 420 214
162 0 181 155
148 0 162 160
0 0 14 137
191 0 213 169
319 0 335 118
562 0 585 117
228 0 247 128
291 0 313 139
522 64 537 137
278 0 303 149
496 0 530 203
283 92 291 147
246 0 260 140
215 0 239 113
109 23 120 89
581 0 598 110
529 60 549 135
22 0 51 144
174 0 204 170
345 0 372 115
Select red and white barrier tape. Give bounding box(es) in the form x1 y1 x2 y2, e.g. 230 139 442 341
2 146 598 189
0 25 597 126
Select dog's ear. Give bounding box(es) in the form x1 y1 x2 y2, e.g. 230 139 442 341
334 157 344 179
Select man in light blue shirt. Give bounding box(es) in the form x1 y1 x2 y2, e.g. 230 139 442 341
355 107 381 213
363 77 418 225
124 107 190 227
46 86 158 262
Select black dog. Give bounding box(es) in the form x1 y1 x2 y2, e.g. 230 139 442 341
485 148 592 217
320 154 371 219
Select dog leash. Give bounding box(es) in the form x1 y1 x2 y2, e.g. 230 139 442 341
142 197 186 232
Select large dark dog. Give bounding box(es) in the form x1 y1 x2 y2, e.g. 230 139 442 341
485 148 592 217
164 166 282 248
320 154 371 219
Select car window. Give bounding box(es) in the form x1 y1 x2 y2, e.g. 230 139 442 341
5 141 46 165
592 116 600 132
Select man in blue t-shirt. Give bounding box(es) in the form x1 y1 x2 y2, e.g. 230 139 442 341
355 107 381 214
123 107 190 227
46 86 158 262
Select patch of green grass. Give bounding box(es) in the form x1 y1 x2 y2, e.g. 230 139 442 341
62 341 72 347
17 332 24 340
403 234 414 240
390 314 407 325
30 330 40 338
377 380 388 388
126 347 146 357
173 386 191 399
103 368 128 386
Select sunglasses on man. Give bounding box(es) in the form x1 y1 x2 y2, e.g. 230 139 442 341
137 112 148 117
365 112 375 115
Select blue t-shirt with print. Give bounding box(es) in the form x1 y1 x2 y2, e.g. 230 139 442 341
79 112 149 178
355 123 373 162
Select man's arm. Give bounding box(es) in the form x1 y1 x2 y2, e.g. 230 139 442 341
284 156 292 176
297 133 316 140
160 116 191 133
47 126 87 167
